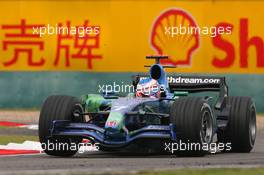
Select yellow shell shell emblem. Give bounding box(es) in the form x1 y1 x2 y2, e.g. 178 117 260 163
151 9 200 66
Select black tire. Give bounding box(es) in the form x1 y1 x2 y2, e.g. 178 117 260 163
170 97 214 156
39 95 84 157
218 97 256 153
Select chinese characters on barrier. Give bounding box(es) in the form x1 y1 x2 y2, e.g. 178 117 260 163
1 19 102 69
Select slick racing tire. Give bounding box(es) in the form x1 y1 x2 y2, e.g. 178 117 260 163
218 97 256 153
39 95 84 157
170 97 214 156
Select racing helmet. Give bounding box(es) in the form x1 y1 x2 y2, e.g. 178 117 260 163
135 79 162 98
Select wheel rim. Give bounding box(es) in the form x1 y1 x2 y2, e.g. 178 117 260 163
249 105 256 146
72 104 85 122
200 110 213 144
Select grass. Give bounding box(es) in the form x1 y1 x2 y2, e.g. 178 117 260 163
0 126 39 145
0 135 38 145
0 126 27 129
67 168 264 175
0 126 10 129
135 168 264 175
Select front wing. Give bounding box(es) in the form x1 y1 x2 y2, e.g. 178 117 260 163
49 120 177 148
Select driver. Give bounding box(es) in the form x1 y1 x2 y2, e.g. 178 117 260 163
135 78 162 98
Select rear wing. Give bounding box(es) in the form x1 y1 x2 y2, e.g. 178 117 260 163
132 75 228 97
168 76 227 93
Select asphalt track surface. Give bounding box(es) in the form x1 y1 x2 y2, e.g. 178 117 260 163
0 130 263 175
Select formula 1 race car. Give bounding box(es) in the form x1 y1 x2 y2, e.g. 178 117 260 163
39 56 256 157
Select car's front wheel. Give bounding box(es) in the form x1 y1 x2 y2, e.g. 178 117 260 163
170 97 214 156
39 95 84 157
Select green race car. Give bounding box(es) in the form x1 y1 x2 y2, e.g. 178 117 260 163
38 56 256 157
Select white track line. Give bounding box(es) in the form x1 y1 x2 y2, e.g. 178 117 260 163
0 140 98 156
0 141 42 151
19 124 38 130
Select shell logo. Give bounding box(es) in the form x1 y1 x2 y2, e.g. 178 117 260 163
151 9 199 66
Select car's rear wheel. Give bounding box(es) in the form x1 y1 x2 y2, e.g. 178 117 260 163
218 96 256 152
39 95 84 157
170 97 214 156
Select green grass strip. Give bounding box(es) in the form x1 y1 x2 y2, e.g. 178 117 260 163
137 168 264 175
0 135 38 145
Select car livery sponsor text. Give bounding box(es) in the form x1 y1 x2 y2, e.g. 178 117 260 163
168 76 221 84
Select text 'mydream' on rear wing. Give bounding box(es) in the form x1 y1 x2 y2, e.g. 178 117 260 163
133 75 228 96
